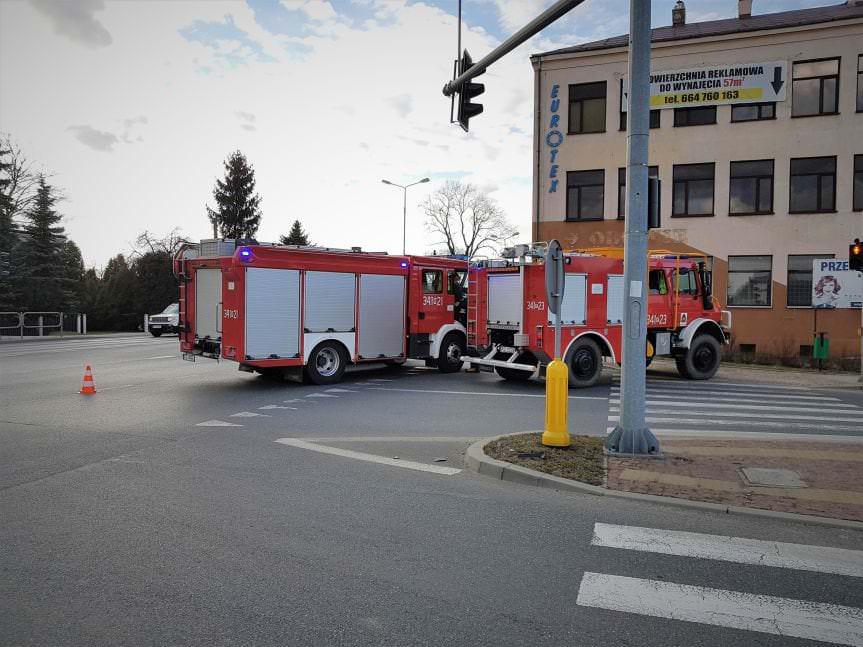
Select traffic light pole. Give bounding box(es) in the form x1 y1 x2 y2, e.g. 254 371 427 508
606 0 660 456
442 0 587 97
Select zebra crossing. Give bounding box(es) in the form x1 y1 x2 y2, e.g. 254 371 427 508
607 377 863 437
577 522 863 645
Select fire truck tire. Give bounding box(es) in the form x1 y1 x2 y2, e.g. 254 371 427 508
437 333 465 373
681 334 721 380
566 338 602 388
149 330 162 337
305 342 348 385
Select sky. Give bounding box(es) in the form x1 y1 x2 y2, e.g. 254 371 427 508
0 0 826 267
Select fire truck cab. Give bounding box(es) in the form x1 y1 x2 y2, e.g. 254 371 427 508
462 244 731 387
174 240 468 384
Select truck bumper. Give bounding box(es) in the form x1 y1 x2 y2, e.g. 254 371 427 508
461 345 539 375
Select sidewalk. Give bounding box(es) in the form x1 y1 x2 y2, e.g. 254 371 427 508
0 332 148 344
649 357 861 389
608 436 863 522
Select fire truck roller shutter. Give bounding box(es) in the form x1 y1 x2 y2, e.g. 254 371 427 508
195 268 222 340
547 274 587 326
304 272 356 332
245 268 300 360
606 275 625 324
358 274 405 358
488 274 522 326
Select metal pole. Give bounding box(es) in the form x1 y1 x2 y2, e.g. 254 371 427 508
443 0 588 96
83 313 87 335
607 0 659 456
403 187 407 256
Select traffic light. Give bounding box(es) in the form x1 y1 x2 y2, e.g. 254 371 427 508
457 50 484 132
851 238 863 272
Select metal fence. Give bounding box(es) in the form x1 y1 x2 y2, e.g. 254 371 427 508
0 312 88 339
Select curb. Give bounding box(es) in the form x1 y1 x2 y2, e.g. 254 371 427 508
0 333 151 344
465 432 863 532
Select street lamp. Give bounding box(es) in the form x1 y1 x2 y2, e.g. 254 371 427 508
381 177 430 255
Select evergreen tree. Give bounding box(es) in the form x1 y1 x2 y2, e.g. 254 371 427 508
205 151 262 239
279 220 310 246
97 254 137 330
0 146 20 310
62 240 85 310
19 177 67 311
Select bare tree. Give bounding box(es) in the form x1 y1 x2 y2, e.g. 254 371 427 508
131 228 189 258
421 180 518 259
0 135 43 220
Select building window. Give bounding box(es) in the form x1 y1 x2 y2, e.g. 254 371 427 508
729 160 773 215
855 155 863 211
566 170 605 220
792 58 840 117
672 163 714 217
787 254 835 307
789 156 836 213
728 255 772 307
618 166 658 218
422 270 442 294
568 82 606 134
619 109 660 131
673 106 716 126
731 102 775 122
857 55 862 112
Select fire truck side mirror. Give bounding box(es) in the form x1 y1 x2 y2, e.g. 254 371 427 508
648 177 661 230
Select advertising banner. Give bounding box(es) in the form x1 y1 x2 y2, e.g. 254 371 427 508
811 259 863 309
622 61 787 111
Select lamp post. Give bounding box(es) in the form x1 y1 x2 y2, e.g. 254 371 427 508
381 177 430 255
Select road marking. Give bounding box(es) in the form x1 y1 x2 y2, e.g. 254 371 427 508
613 380 815 392
575 572 863 646
230 411 270 417
306 393 338 398
296 436 481 442
97 384 137 391
259 405 298 410
353 382 373 385
607 428 863 443
196 420 243 427
609 388 840 402
145 355 175 360
369 387 606 400
607 401 859 414
368 378 394 382
591 523 863 578
274 438 461 475
608 395 860 411
325 388 357 393
607 412 863 424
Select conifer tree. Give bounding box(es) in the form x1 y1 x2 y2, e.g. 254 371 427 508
205 151 262 239
0 145 19 310
19 177 68 311
62 240 85 310
279 220 310 246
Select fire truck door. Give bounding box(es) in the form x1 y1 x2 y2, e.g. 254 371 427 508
647 269 672 327
416 268 451 333
671 267 700 328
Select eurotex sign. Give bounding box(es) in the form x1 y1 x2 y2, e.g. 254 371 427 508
622 61 788 111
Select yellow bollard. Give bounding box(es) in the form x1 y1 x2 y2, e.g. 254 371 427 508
542 358 570 447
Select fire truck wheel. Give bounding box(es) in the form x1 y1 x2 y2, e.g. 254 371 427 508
675 356 690 378
682 334 721 380
305 342 348 385
437 333 465 373
149 330 162 337
566 338 602 388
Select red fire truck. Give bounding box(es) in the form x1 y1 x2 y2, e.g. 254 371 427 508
173 240 469 384
461 244 731 387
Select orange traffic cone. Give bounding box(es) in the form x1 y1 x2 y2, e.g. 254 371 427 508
79 365 97 394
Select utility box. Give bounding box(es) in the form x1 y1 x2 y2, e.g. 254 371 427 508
813 332 829 360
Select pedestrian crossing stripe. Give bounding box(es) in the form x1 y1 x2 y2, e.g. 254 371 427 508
608 401 860 414
607 416 863 431
580 523 863 645
609 387 840 401
576 572 863 646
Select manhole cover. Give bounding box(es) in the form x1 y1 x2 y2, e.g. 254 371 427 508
741 467 806 488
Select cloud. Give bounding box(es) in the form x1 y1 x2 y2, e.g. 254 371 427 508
30 0 112 48
236 110 257 130
120 115 147 142
67 125 119 152
179 14 276 68
387 93 413 117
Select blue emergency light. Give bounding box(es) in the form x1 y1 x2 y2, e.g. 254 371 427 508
238 247 253 262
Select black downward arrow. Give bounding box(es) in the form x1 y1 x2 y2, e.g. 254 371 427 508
771 66 784 94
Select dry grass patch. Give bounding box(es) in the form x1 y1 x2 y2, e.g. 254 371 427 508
484 433 605 486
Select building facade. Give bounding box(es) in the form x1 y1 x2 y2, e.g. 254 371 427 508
531 1 863 362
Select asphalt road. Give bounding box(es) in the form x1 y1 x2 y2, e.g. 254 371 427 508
2 335 862 646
